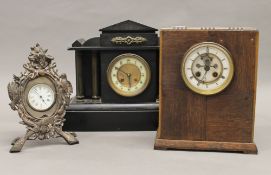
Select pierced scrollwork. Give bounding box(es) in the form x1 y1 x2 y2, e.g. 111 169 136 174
111 36 147 45
8 43 78 153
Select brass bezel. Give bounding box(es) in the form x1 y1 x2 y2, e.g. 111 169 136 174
181 42 234 95
107 53 151 97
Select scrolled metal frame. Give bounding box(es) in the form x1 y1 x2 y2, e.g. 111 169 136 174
8 43 78 153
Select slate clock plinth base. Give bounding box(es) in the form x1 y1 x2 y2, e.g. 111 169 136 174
154 138 258 154
63 101 158 131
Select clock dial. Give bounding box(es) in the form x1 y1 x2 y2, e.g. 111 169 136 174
27 84 55 111
107 53 151 97
182 42 234 95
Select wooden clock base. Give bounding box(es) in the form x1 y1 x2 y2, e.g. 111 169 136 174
154 138 258 154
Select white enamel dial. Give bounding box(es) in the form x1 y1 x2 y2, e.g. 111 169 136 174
107 53 151 97
182 42 234 95
27 84 55 111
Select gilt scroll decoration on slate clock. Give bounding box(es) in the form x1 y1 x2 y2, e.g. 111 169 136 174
111 36 147 45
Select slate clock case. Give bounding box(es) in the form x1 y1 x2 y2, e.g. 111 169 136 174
63 20 159 131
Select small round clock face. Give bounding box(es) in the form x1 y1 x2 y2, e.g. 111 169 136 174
182 42 234 95
107 53 151 97
27 84 56 111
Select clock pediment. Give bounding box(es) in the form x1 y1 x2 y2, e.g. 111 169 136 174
69 20 158 49
99 20 157 33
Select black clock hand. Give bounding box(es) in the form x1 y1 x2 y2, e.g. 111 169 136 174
34 90 44 101
33 89 41 97
210 64 218 69
127 73 132 88
196 64 205 68
41 99 47 105
201 71 208 83
197 52 204 60
34 89 47 105
115 67 129 77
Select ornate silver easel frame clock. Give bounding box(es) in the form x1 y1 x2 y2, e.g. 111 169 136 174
8 43 79 153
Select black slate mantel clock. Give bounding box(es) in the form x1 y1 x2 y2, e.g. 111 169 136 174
64 20 159 131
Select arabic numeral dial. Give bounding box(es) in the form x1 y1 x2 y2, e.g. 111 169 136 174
107 53 151 97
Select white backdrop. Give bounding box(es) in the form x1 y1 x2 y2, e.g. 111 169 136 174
0 0 270 175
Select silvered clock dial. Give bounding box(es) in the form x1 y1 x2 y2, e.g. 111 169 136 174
27 84 55 111
182 42 234 95
107 53 151 97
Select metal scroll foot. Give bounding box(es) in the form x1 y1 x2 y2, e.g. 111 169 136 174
10 131 35 153
55 128 79 145
11 137 20 145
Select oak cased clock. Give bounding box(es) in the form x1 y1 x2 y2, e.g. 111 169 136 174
64 20 159 131
155 27 259 154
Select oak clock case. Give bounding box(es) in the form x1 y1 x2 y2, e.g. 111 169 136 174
64 20 159 131
155 27 259 154
8 44 78 153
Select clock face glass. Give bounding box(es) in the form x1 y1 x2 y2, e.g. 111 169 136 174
27 84 55 111
107 53 151 97
182 42 234 95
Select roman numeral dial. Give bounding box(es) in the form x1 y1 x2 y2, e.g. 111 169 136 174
27 84 55 111
182 42 234 95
